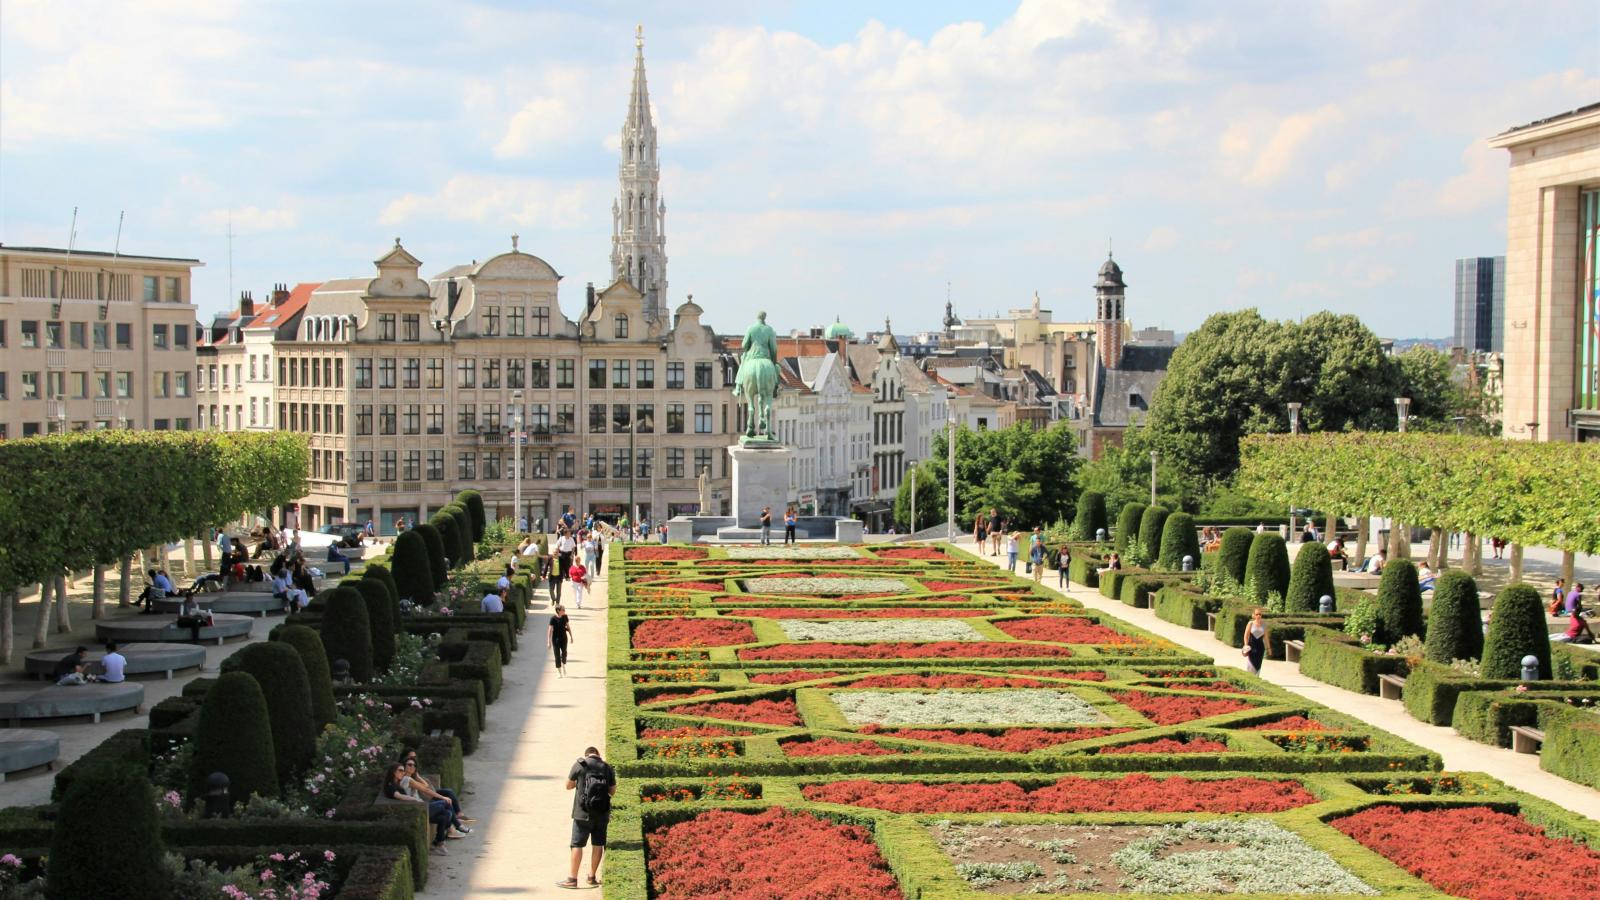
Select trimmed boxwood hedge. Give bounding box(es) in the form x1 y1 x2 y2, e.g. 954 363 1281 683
1372 559 1424 645
363 562 402 616
458 488 487 542
271 624 338 728
1072 491 1107 541
190 670 278 807
350 577 398 673
1423 570 1483 664
1243 532 1289 603
412 522 448 588
1542 701 1600 790
1152 583 1217 630
1135 505 1169 565
51 727 152 802
321 585 376 683
219 642 316 784
50 764 167 899
1285 541 1335 613
1298 625 1407 695
1114 502 1143 554
1481 583 1551 680
431 511 466 571
390 531 434 607
1217 527 1253 585
1156 511 1200 572
1400 660 1593 726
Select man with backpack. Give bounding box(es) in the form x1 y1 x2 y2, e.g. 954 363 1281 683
561 746 616 889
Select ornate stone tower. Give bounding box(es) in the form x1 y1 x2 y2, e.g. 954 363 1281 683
1094 252 1126 370
611 25 668 320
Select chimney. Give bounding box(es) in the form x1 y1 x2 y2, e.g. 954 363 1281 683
239 290 254 318
271 282 290 306
586 282 596 316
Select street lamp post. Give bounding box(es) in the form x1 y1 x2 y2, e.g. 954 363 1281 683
1149 451 1158 506
1392 397 1411 559
1287 402 1302 535
946 396 957 542
628 420 637 533
511 390 523 530
908 459 919 535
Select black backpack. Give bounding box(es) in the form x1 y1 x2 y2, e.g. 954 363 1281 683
578 758 613 818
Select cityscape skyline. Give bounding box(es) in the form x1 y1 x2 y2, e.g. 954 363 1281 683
2 1 1595 338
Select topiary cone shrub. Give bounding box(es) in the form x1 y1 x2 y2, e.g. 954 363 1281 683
1481 583 1551 680
49 763 166 899
320 585 375 682
1072 491 1108 542
459 489 487 542
220 642 316 783
1373 560 1425 645
391 531 435 606
363 561 399 606
190 670 278 808
1114 502 1143 552
1217 527 1253 586
1156 511 1200 572
1285 541 1336 613
411 523 448 589
1243 532 1289 604
350 577 397 672
271 624 337 728
430 513 463 571
441 504 472 567
1135 505 1170 566
1425 570 1484 664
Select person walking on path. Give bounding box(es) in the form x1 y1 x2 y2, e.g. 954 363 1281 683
569 558 590 609
1242 607 1269 675
760 506 773 545
1027 526 1043 573
1030 539 1045 584
561 746 616 889
548 604 573 675
1057 545 1071 590
553 529 576 602
784 507 798 545
987 509 1003 556
974 511 988 550
1005 532 1019 573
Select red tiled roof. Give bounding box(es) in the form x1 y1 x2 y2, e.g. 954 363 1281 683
251 282 319 328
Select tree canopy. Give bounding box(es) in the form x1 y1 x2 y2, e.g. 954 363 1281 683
933 422 1080 528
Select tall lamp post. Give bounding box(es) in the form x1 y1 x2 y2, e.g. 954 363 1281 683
1287 402 1302 535
627 419 637 532
946 395 957 542
908 459 919 535
1149 451 1158 506
511 390 523 529
1392 397 1411 559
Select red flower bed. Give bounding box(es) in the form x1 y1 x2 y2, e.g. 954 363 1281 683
639 725 750 739
625 546 706 561
922 580 992 592
643 687 719 704
647 807 904 899
662 580 727 593
672 697 802 726
1242 715 1332 732
748 669 845 685
726 607 989 619
857 725 1131 753
1009 669 1108 681
1111 690 1255 725
740 641 1074 660
874 547 948 560
844 673 1047 689
1331 805 1600 900
994 616 1143 645
1139 679 1257 694
1099 737 1230 754
803 773 1315 813
780 737 900 757
632 618 757 649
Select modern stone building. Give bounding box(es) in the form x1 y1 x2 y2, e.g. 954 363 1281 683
1490 103 1600 442
0 244 201 438
1453 256 1505 354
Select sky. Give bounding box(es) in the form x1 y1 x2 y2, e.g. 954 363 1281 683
2 0 1596 339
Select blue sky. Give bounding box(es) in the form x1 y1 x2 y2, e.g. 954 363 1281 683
2 0 1595 338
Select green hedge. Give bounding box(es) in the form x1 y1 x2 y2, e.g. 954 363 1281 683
52 727 152 802
1373 560 1424 645
1400 660 1594 726
1482 583 1551 680
1156 512 1199 572
1298 625 1407 695
190 671 278 807
390 531 435 606
1136 505 1170 565
1119 574 1170 610
458 488 487 543
1244 532 1289 603
1072 491 1107 541
272 624 338 728
1217 527 1253 585
1114 502 1143 553
50 764 166 898
350 577 398 673
412 523 448 588
321 585 375 682
219 642 316 785
1152 583 1217 630
1285 541 1335 613
1542 701 1600 790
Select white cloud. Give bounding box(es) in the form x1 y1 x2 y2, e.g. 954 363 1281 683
196 206 299 234
1220 104 1344 186
379 175 602 229
1142 226 1181 252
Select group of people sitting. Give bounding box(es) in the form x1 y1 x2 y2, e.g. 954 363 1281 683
50 642 128 685
381 750 477 855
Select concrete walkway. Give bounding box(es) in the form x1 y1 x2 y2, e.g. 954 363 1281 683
954 537 1600 820
426 564 609 897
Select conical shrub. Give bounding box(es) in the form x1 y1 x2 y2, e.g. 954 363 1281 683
1136 505 1170 566
1481 583 1551 679
363 562 399 606
271 624 337 728
1114 502 1143 552
1373 560 1425 645
458 489 487 542
350 577 397 672
1218 527 1253 585
1157 511 1200 572
320 585 374 682
391 531 434 606
411 523 448 589
190 670 278 807
1425 571 1484 664
1244 532 1290 604
1285 541 1335 613
1072 492 1108 542
50 764 166 899
441 504 471 567
220 642 316 783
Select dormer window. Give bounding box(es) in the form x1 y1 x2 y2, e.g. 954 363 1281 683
614 314 629 339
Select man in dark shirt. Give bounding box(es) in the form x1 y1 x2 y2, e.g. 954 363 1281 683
50 646 88 682
560 746 616 889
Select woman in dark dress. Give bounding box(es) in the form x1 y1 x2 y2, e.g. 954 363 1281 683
1242 607 1268 675
547 604 573 676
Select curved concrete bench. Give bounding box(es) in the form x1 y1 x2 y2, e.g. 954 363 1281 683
0 729 60 782
23 643 206 680
209 593 286 617
96 613 253 646
152 594 218 615
0 682 144 726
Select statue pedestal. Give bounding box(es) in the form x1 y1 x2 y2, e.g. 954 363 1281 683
729 443 793 528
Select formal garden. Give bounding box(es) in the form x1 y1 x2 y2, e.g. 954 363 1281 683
600 541 1600 898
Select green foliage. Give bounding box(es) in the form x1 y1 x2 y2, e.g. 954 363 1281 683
1135 506 1169 569
1373 560 1425 645
1114 502 1143 553
363 562 399 606
428 513 465 572
49 763 166 899
1543 704 1600 790
1481 583 1551 680
1343 596 1378 641
1218 527 1254 585
1285 541 1335 613
1155 511 1199 572
457 489 487 542
1199 480 1283 517
190 670 279 806
1300 625 1408 695
391 531 435 606
1243 532 1289 604
411 523 448 589
1424 571 1484 664
440 504 470 567
893 460 947 532
933 422 1081 528
350 577 398 672
271 624 337 728
219 643 316 784
321 585 375 682
1074 422 1206 513
1071 491 1108 541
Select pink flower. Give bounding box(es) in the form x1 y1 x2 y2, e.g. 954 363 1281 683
346 737 358 748
0 854 20 866
323 850 336 862
325 809 336 818
261 867 275 881
1515 684 1529 693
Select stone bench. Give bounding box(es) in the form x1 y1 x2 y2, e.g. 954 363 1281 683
96 613 253 646
1205 612 1218 632
209 593 287 617
1510 725 1545 754
152 594 218 615
1377 673 1406 700
1283 639 1306 664
0 729 60 782
23 642 205 680
0 682 144 726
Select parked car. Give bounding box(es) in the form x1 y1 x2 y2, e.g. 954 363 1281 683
318 522 364 548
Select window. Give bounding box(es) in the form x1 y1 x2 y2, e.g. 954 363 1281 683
556 451 576 479
165 276 181 302
174 324 190 349
0 320 5 347
532 306 550 336
22 372 40 399
150 323 172 350
507 359 525 389
116 372 132 398
379 404 396 434
507 307 524 336
175 371 190 398
69 322 86 349
612 360 630 388
530 358 550 388
277 358 286 385
175 417 190 431
379 450 397 482
221 364 229 389
636 404 654 433
457 358 476 388
334 405 343 432
694 403 712 433
588 403 607 434
115 323 131 349
637 448 653 479
483 358 501 389
396 358 416 389
458 404 477 434
588 448 606 478
427 450 444 480
482 306 500 336
152 372 170 398
356 405 373 435
311 404 321 433
483 452 501 480
403 449 421 481
667 403 685 433
277 403 286 428
612 404 631 433
637 360 655 388
556 403 575 433
378 313 396 341
333 359 343 388
354 359 372 389
666 361 685 389
531 449 551 478
95 372 110 399
531 403 551 433
483 406 501 432
695 362 713 389
427 404 444 434
614 314 629 338
457 452 476 480
21 321 38 348
354 451 373 482
694 448 713 479
426 358 444 389
93 322 108 350
403 404 420 434
143 276 159 302
402 314 421 341
612 448 630 478
69 371 87 398
667 447 685 478
249 356 258 381
378 358 396 389
588 360 607 389
154 418 170 431
557 359 575 388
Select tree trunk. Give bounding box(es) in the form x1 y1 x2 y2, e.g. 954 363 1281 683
118 554 133 607
184 538 195 579
1429 528 1445 568
92 564 107 619
1355 516 1369 569
0 590 15 665
54 571 71 633
202 532 214 568
1509 543 1524 583
1325 514 1336 543
31 580 53 649
1561 550 1575 585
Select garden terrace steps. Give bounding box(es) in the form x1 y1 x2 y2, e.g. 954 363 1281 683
22 642 205 680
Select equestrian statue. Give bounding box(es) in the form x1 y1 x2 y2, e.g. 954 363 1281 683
733 311 780 444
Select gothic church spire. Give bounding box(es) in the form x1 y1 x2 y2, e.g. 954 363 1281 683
611 25 668 319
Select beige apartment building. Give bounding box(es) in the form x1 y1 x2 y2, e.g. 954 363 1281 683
0 244 200 438
1490 103 1600 442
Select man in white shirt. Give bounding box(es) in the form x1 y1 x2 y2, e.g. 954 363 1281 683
481 588 506 614
496 565 513 592
99 642 128 683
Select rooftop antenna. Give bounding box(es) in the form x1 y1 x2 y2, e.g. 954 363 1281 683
64 206 78 266
1108 237 1113 259
112 211 124 259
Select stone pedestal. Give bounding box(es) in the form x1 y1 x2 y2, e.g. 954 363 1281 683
729 443 794 528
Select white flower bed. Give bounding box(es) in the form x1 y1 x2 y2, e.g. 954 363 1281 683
778 619 986 643
831 689 1110 726
743 576 907 595
725 545 862 559
1114 819 1377 894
